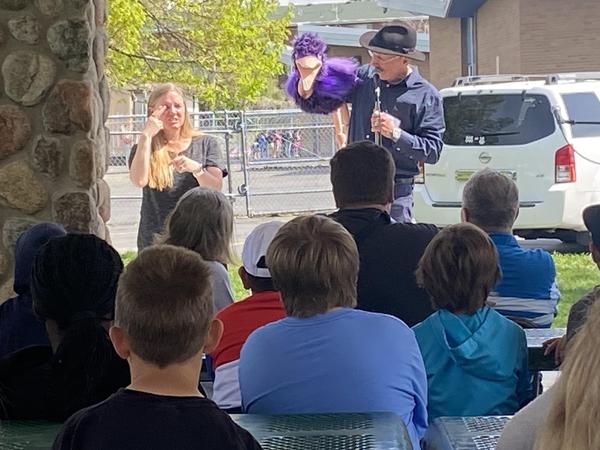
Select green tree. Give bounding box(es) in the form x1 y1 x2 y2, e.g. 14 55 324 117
107 0 291 109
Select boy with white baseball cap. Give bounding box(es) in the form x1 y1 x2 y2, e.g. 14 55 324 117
209 221 286 412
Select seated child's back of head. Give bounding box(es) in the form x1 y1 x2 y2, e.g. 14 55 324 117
413 223 532 419
0 234 128 421
113 244 215 369
52 245 262 450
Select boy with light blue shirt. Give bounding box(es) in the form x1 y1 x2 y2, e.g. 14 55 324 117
413 223 532 421
239 215 428 449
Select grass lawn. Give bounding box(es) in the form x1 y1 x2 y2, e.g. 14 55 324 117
552 252 600 327
120 250 250 300
121 250 599 326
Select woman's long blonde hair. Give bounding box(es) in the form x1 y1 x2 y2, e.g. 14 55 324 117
146 83 199 191
534 295 600 450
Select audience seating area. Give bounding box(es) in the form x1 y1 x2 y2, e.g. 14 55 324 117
423 416 511 450
1 413 414 450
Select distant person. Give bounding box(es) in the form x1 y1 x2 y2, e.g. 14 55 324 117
292 129 301 157
543 203 600 364
283 130 293 157
158 187 235 312
52 245 262 450
497 295 600 450
329 140 437 326
413 223 532 421
129 83 226 250
239 215 427 450
0 235 129 421
210 221 286 412
0 223 66 359
462 168 560 327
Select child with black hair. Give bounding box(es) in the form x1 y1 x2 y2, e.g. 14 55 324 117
0 234 129 420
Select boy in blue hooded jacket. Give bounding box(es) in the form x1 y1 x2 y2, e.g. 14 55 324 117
413 223 532 420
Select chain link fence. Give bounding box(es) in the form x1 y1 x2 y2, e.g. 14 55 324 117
106 110 337 224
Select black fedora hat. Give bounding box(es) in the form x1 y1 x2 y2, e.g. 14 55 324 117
359 22 426 62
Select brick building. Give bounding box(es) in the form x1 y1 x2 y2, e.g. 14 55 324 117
378 0 600 88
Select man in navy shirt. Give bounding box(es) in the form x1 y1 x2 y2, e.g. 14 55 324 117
350 23 445 222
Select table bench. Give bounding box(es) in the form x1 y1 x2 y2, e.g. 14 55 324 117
231 412 413 450
423 416 511 450
0 412 413 450
526 327 565 372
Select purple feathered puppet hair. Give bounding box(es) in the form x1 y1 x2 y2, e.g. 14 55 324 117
286 33 359 115
292 33 327 60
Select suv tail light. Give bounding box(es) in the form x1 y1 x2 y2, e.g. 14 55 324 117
555 144 576 183
415 161 425 184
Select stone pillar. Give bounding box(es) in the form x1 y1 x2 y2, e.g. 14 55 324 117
0 0 111 297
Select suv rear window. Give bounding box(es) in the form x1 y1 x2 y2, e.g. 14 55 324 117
443 94 555 146
561 92 600 138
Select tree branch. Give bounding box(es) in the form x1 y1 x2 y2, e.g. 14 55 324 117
108 45 231 75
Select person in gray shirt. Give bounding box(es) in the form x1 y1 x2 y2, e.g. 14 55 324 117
158 187 235 312
129 83 227 250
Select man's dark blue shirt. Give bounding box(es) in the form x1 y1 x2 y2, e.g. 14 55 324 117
348 65 445 186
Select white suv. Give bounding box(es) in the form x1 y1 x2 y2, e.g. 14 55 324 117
414 73 600 245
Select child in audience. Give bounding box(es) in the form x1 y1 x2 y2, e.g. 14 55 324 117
239 215 427 450
0 222 66 359
0 234 129 420
53 245 261 450
159 186 234 311
544 203 600 364
210 221 286 412
413 223 532 420
497 295 600 450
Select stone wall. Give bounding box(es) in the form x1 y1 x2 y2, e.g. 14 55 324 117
0 0 111 297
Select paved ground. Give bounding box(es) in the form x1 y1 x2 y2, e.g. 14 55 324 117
106 165 586 254
109 214 585 254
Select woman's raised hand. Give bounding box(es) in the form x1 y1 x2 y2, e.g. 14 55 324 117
142 105 166 139
170 155 202 174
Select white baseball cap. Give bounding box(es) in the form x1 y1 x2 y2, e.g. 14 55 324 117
242 221 285 278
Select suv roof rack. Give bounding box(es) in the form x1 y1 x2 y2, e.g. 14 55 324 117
452 74 546 87
545 72 600 84
453 72 600 87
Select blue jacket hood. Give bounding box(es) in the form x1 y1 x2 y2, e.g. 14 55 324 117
431 307 517 381
13 223 66 295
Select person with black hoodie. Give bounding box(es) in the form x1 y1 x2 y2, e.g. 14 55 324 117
0 222 66 360
0 234 130 420
328 140 438 327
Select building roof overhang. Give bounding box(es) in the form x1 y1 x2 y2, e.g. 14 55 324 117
375 0 488 18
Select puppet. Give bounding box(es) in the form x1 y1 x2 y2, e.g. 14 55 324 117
285 33 358 148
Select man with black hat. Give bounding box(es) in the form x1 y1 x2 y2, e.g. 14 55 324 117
287 22 445 222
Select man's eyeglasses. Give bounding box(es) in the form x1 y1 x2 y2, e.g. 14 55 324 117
368 50 401 64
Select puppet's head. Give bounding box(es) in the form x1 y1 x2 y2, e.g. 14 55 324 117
292 33 327 93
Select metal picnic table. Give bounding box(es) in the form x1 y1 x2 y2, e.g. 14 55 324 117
526 327 565 371
422 416 511 450
0 412 413 450
231 412 413 450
